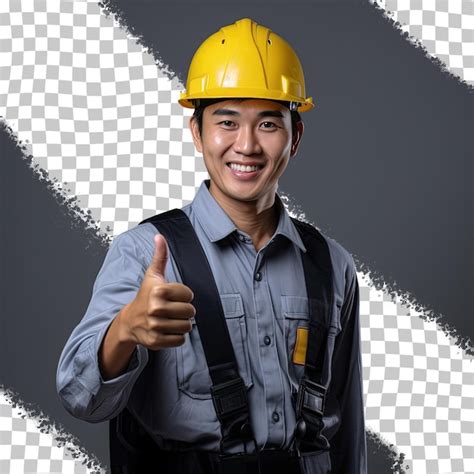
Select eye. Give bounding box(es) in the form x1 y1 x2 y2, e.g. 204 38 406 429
219 120 236 128
260 121 277 129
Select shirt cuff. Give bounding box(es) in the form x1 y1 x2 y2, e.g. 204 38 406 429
73 317 148 397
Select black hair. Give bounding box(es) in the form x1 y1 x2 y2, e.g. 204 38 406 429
191 98 302 139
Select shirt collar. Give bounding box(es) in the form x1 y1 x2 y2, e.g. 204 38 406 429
192 179 307 252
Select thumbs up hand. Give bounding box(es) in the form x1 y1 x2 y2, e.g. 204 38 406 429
120 234 196 351
146 233 170 282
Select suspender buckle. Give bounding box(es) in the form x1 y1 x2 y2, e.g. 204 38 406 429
210 377 248 422
296 377 326 419
211 377 254 449
293 377 329 449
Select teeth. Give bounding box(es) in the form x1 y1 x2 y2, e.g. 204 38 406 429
229 163 261 172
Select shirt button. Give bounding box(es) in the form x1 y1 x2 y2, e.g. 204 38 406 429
238 234 245 242
272 412 280 423
264 336 271 346
255 272 262 281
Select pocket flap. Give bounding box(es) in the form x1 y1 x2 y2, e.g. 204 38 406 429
219 293 245 318
281 295 309 320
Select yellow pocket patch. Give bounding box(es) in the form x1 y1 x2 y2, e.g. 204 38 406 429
292 327 308 366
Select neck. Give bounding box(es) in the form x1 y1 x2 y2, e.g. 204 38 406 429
208 181 279 250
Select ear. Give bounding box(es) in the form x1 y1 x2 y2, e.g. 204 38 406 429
189 116 203 153
290 120 304 158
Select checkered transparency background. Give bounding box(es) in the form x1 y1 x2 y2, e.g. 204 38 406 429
0 396 101 474
372 0 474 81
0 0 472 473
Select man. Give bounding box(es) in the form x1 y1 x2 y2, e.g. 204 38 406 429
57 17 367 474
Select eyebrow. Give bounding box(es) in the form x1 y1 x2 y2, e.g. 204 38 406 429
211 108 285 119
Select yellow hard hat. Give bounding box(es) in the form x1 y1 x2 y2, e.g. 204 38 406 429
178 18 314 112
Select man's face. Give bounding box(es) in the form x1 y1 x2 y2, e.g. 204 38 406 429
189 98 304 209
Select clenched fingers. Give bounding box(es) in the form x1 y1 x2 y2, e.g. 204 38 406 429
150 283 194 303
147 299 196 320
147 316 193 335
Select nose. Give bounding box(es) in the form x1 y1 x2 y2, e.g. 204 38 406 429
233 125 262 156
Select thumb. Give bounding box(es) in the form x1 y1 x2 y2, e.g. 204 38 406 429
148 233 168 281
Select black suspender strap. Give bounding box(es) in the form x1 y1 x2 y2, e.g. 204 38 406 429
290 218 334 451
109 208 336 469
140 209 254 450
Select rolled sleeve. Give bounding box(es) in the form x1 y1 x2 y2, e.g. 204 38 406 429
56 229 150 423
329 258 367 474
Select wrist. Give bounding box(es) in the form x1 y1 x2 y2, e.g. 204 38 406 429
116 302 138 347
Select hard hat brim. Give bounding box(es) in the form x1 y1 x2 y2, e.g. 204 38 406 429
179 90 314 112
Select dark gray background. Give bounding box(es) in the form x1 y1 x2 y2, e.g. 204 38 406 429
1 0 472 472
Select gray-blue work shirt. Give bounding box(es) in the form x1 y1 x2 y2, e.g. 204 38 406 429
56 179 367 473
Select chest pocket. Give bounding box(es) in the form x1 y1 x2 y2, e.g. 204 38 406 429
176 293 253 400
282 295 341 393
282 295 310 392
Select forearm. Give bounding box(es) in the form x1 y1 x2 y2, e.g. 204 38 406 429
57 302 148 423
329 267 367 473
57 230 153 422
99 302 138 381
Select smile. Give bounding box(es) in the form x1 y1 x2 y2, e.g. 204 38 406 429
227 163 264 172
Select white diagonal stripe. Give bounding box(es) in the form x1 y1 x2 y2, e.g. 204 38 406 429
0 388 104 473
370 0 473 84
